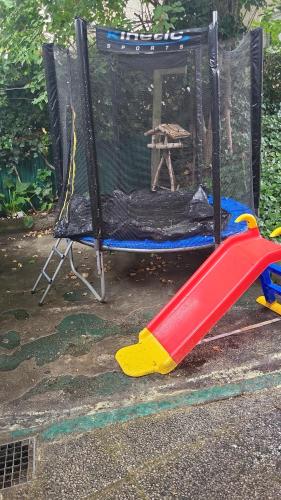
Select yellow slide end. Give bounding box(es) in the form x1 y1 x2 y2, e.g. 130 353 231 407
115 328 177 377
256 296 281 316
235 213 258 229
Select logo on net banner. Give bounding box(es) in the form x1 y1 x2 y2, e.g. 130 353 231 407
106 30 191 52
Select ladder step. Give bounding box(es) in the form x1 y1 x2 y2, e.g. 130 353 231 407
42 270 52 283
53 247 64 259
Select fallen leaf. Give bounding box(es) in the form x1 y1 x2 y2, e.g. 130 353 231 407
212 345 223 352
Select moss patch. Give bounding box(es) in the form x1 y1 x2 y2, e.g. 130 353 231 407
0 313 121 371
0 331 21 350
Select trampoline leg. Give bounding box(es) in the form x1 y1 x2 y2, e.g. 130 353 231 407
69 243 106 302
96 249 106 302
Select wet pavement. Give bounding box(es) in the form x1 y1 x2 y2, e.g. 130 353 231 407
0 231 280 498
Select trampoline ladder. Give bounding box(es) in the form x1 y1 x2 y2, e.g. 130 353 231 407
31 238 106 305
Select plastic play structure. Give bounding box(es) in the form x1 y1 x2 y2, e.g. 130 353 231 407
32 13 263 304
257 227 281 315
115 215 281 377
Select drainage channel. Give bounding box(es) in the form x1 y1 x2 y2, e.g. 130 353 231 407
0 437 35 491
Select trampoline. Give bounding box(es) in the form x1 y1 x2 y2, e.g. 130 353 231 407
32 12 263 303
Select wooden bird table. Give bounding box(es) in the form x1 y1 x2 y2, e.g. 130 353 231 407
144 124 190 192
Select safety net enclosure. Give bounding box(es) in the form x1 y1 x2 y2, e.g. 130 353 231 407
43 14 262 251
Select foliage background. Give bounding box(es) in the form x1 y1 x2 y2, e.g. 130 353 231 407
0 0 280 232
0 0 128 215
254 0 281 234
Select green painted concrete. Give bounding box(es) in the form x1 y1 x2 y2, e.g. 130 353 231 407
0 313 121 371
0 331 21 350
12 370 281 442
1 309 29 320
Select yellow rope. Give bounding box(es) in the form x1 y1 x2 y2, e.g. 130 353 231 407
59 108 77 221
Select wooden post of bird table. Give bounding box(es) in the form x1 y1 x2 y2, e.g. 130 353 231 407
151 69 162 188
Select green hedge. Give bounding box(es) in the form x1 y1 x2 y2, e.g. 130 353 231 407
259 107 281 235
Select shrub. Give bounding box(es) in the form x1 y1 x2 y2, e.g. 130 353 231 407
0 168 55 217
259 107 281 235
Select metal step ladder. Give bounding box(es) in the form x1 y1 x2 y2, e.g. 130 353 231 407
31 238 105 305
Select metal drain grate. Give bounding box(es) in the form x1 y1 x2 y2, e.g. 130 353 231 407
0 438 35 490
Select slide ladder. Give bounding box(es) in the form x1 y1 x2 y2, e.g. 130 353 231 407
257 227 281 315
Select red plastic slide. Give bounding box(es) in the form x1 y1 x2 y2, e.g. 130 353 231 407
115 215 281 377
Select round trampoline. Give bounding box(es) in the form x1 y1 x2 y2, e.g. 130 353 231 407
36 14 262 304
43 16 262 254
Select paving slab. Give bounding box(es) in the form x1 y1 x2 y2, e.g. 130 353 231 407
2 388 281 500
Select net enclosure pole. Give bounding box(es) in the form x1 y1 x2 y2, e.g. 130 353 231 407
75 18 103 242
42 44 63 196
194 46 204 185
250 28 263 214
208 11 221 246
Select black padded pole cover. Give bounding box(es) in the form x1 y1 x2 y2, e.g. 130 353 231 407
208 18 221 245
194 46 204 185
250 28 263 213
75 18 103 241
42 43 63 195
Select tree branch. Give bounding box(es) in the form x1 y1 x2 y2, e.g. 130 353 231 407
42 154 55 171
134 12 148 31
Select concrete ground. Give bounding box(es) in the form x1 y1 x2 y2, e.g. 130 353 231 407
0 230 281 499
4 389 281 500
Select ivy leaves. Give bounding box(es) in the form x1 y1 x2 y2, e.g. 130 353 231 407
259 109 281 236
0 0 128 194
0 169 55 217
152 1 185 32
